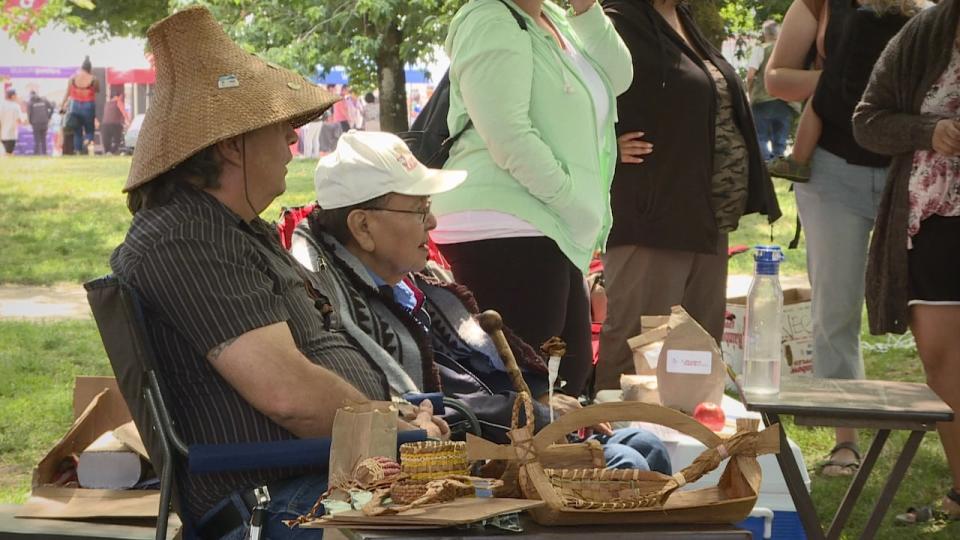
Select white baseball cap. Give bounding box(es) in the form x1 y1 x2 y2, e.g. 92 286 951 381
314 130 467 209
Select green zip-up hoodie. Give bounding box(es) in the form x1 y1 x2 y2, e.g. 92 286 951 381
434 0 633 271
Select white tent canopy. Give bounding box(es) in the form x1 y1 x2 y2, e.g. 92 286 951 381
0 24 149 70
1 25 149 101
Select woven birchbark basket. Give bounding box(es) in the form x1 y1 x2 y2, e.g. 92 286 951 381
506 392 781 526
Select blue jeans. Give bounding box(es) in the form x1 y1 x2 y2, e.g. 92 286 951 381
796 146 887 380
752 100 794 161
69 101 96 153
593 427 672 474
198 474 328 539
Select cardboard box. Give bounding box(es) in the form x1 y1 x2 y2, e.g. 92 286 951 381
16 376 160 520
722 288 813 385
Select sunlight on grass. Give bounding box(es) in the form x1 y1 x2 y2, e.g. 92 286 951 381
0 156 319 285
729 178 805 276
0 320 111 503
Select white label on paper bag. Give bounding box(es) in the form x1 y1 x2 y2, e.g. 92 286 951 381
666 350 712 375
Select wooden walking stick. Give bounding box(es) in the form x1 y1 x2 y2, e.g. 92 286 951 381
478 310 532 396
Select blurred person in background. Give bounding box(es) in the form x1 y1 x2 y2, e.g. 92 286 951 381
362 92 380 131
59 56 100 156
101 86 130 155
748 20 797 162
1 88 24 156
27 90 54 156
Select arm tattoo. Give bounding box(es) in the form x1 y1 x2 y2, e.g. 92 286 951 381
207 337 239 362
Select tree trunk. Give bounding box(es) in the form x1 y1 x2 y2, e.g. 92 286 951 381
377 19 408 133
690 0 725 49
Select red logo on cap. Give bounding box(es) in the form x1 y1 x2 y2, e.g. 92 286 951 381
393 146 419 172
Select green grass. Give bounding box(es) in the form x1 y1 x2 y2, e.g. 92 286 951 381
0 319 112 504
0 157 957 538
729 178 806 276
0 156 320 285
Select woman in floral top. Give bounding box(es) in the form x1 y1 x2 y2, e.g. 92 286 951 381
854 0 960 521
909 67 960 243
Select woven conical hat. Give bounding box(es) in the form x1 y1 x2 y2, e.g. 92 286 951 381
124 6 339 192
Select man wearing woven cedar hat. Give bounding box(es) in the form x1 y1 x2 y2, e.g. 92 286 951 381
111 6 447 537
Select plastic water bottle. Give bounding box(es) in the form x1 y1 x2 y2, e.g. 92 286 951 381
743 245 785 396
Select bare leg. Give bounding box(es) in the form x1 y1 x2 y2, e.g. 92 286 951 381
910 305 960 511
823 427 860 474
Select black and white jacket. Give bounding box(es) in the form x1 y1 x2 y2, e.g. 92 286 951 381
290 217 550 443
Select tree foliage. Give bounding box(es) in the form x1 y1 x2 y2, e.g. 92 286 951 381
689 0 726 48
193 1 463 92
5 0 465 131
716 0 793 66
188 0 466 131
1 0 94 46
718 0 794 37
69 0 169 38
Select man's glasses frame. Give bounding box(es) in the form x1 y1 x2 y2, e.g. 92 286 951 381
360 205 432 224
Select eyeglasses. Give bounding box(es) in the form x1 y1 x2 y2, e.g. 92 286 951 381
361 205 432 224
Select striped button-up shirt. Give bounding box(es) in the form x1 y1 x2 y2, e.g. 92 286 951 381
110 187 389 518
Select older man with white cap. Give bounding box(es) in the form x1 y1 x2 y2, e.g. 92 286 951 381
110 7 445 538
292 130 673 474
291 130 559 443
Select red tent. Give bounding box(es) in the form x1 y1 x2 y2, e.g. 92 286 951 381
106 68 155 86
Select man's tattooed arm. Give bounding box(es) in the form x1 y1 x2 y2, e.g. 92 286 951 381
207 337 239 362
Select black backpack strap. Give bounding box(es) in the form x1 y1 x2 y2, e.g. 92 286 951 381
788 184 802 249
442 0 529 153
496 0 528 30
788 214 803 249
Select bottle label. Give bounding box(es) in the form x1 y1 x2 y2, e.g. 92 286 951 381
665 349 712 375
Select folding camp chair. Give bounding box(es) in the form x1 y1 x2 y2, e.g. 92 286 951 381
84 275 433 539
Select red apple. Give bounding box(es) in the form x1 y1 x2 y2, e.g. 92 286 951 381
693 401 726 432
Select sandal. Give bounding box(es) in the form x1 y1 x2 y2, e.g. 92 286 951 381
895 506 937 525
816 442 861 477
945 488 960 520
894 489 960 525
767 155 811 183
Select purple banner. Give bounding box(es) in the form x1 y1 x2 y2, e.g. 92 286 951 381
0 66 75 78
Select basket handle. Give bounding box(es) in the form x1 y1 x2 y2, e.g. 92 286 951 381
533 401 725 451
510 391 536 432
478 310 532 396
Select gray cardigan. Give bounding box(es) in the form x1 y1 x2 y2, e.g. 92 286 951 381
853 0 960 334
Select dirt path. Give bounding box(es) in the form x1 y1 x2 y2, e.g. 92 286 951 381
0 284 90 320
0 274 811 322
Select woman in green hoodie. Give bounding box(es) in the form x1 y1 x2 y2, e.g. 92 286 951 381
431 0 632 397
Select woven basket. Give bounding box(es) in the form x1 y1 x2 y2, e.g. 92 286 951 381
504 392 781 526
389 476 473 506
399 441 469 481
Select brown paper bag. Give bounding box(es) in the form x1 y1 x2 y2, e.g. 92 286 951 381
656 306 725 414
329 401 398 485
627 315 671 376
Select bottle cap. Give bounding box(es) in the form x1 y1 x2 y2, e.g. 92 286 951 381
754 245 784 275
